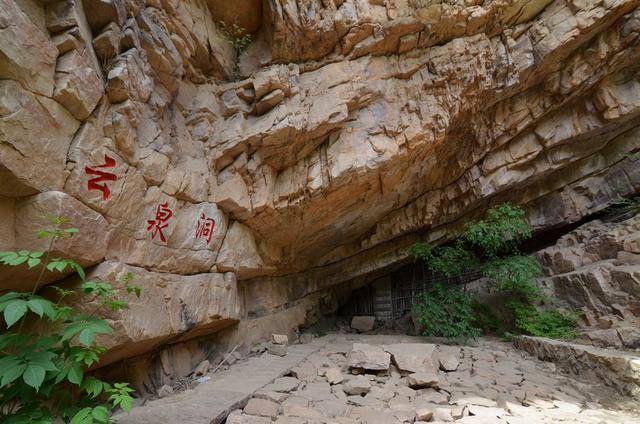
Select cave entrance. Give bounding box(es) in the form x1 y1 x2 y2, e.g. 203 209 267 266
338 260 481 322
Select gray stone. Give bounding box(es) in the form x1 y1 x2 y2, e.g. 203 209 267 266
343 375 372 395
244 398 279 418
351 316 375 332
406 372 439 389
349 343 391 371
383 343 438 374
268 343 288 357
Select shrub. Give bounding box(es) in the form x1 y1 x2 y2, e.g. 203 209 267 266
412 283 481 341
0 216 139 423
509 303 578 339
410 203 578 340
465 203 532 257
409 240 477 277
217 21 252 52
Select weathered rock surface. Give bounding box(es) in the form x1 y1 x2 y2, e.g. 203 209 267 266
537 213 640 349
70 261 241 365
348 343 391 371
1 0 640 385
120 335 640 424
513 335 640 400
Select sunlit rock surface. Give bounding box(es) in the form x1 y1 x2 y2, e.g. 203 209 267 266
0 0 639 376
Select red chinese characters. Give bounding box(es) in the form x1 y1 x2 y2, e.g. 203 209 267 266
147 202 173 243
85 155 117 200
195 213 216 244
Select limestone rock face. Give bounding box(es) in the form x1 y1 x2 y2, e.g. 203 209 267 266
1 0 640 374
69 261 241 366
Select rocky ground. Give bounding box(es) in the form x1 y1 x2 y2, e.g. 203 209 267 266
225 334 640 424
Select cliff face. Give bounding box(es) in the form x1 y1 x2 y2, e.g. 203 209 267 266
1 0 639 386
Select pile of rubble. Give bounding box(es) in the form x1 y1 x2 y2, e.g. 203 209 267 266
226 335 638 423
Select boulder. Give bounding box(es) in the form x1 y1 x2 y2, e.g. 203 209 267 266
348 343 391 371
243 398 278 418
382 343 438 374
271 334 289 345
351 316 375 332
267 343 287 357
324 368 344 385
406 372 439 389
343 375 371 395
437 348 461 372
267 377 299 393
415 407 433 421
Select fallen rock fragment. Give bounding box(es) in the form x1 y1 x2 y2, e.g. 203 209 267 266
244 398 279 418
193 360 210 376
349 343 391 371
271 334 289 345
415 407 433 421
267 376 299 393
157 384 173 398
343 375 372 395
406 372 439 389
324 367 344 385
351 316 375 332
438 351 460 372
382 343 438 374
267 343 288 357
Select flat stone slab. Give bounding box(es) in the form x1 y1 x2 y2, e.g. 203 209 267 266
114 341 323 424
513 335 640 400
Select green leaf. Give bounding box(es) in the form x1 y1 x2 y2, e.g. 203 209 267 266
67 363 83 385
7 255 28 266
82 377 105 398
91 406 109 424
0 361 26 387
25 351 58 372
71 262 86 281
27 298 45 317
0 292 21 303
27 257 41 268
4 299 27 327
27 298 57 320
71 407 93 424
78 329 96 347
23 364 46 390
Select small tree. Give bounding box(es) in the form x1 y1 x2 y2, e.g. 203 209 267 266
0 216 139 423
411 203 577 340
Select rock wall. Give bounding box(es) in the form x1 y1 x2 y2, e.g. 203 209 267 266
536 209 640 349
1 0 640 389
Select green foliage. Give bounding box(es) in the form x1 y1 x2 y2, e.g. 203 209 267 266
465 203 532 257
409 241 477 277
217 20 252 52
410 203 578 341
470 300 501 334
509 303 578 339
482 255 542 303
412 283 481 341
0 216 140 423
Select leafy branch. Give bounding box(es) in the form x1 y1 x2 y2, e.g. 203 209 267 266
0 216 140 423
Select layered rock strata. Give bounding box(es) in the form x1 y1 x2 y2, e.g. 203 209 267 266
1 0 639 388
